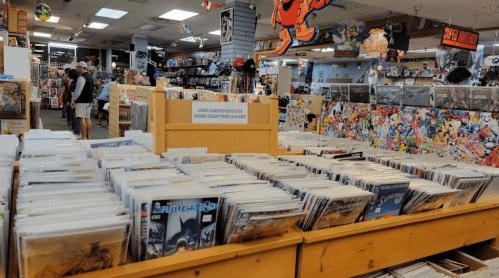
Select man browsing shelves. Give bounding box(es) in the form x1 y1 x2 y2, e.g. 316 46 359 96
71 61 94 140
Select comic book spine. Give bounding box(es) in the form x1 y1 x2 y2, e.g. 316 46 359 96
139 202 149 261
198 197 219 249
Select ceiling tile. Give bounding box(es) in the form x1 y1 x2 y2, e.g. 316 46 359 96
103 0 144 12
351 0 412 7
62 3 102 17
460 0 499 15
418 6 475 20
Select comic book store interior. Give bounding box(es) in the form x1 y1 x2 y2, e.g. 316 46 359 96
5 0 499 277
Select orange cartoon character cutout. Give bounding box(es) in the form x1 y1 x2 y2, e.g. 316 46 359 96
271 0 336 55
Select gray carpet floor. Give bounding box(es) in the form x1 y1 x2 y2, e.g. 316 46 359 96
39 108 109 139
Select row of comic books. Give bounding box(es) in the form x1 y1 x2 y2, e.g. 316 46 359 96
15 130 131 278
0 135 17 278
171 152 305 244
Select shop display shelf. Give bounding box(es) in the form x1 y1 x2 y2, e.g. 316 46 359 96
165 65 210 70
296 202 499 278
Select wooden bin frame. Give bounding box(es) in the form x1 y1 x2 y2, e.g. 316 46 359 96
109 84 137 138
151 92 283 155
296 202 499 278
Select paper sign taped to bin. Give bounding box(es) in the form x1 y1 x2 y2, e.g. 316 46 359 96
192 102 248 124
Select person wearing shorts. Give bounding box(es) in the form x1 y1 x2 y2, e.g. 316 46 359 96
72 61 94 140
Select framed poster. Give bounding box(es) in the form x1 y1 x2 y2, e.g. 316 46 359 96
329 85 349 102
220 8 233 45
434 86 471 110
349 84 370 104
402 86 431 107
471 87 499 113
376 85 402 106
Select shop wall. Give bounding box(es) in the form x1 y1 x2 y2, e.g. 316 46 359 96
290 61 373 93
320 101 499 167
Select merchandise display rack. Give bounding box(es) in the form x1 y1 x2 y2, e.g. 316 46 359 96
109 84 137 138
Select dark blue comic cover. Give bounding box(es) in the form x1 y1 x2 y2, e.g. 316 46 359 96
376 86 402 106
364 182 409 221
147 197 218 259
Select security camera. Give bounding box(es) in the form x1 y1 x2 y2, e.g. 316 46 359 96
60 0 72 2
68 36 74 41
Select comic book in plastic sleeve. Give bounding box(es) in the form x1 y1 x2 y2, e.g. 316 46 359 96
23 227 125 278
443 178 487 208
312 195 372 230
230 212 305 243
147 197 218 258
364 181 410 221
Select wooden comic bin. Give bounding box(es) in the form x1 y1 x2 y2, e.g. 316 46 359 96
109 84 137 138
151 92 284 154
296 202 499 278
135 86 157 133
72 228 303 278
0 78 31 131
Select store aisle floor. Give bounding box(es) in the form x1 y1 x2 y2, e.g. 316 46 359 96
39 109 109 139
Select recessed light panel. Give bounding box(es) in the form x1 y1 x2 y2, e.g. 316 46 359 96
96 8 128 19
33 32 52 38
85 22 109 29
209 30 221 35
159 9 198 21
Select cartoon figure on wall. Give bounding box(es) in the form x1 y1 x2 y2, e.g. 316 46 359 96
271 0 337 55
332 20 366 58
364 29 388 54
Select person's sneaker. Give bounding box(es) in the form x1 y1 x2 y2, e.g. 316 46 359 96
75 134 81 140
97 124 102 128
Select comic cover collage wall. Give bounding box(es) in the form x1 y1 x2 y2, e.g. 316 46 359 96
320 84 499 167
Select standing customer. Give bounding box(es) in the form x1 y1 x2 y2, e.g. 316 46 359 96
97 75 125 127
64 68 72 126
67 69 81 136
72 62 94 140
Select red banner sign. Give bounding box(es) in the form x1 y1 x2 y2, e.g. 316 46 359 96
441 26 479 51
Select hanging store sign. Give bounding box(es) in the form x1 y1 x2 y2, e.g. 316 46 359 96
363 29 388 54
441 26 479 51
192 102 248 124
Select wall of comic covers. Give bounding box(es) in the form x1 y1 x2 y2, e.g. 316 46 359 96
320 100 499 167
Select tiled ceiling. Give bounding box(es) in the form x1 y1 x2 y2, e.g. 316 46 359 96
11 0 499 54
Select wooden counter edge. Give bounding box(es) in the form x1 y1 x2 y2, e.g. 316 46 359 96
73 228 303 278
302 202 499 244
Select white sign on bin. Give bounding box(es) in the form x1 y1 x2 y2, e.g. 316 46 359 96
192 102 248 124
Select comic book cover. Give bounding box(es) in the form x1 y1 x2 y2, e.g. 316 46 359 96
401 86 431 107
89 140 134 149
312 195 371 230
147 197 218 259
364 181 410 221
444 178 487 207
434 86 470 110
349 84 370 104
0 82 23 114
330 85 349 102
24 227 125 278
470 87 499 112
376 86 402 106
230 213 305 243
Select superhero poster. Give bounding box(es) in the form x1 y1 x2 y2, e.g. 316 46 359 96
332 20 366 58
434 86 471 111
320 100 499 168
349 85 370 104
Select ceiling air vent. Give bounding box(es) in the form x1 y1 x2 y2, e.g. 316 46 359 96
331 0 366 10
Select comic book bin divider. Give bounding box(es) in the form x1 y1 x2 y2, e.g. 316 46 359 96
296 202 499 278
109 84 138 138
150 91 283 155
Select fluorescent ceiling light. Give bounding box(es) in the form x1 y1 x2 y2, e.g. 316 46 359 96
34 43 47 47
209 30 221 35
48 42 78 49
320 48 335 52
32 50 44 53
312 48 321 52
147 46 163 50
33 32 51 38
283 59 297 62
159 9 198 21
494 44 499 46
85 22 109 29
96 8 128 19
180 37 207 43
35 16 60 23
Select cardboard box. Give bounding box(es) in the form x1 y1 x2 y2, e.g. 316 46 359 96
428 250 489 278
7 7 17 33
461 245 499 277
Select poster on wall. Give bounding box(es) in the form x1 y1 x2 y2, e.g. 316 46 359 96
402 86 431 107
434 86 471 110
220 8 233 45
468 44 484 80
441 26 479 51
332 20 366 58
330 85 349 102
298 58 308 77
471 87 499 112
376 85 402 106
349 84 370 103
